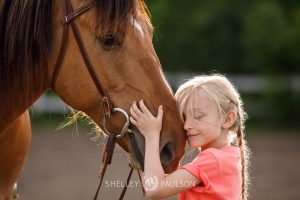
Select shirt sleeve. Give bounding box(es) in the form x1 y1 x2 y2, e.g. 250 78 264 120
179 150 219 190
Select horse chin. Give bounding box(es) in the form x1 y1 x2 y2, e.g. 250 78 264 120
127 128 145 171
126 128 181 174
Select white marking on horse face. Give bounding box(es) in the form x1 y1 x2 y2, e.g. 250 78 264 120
131 18 144 38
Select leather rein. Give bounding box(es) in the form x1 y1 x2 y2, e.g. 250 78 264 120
50 0 144 199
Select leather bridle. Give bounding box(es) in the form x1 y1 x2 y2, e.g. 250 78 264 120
50 0 144 199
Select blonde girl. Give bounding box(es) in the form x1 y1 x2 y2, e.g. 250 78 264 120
130 74 250 200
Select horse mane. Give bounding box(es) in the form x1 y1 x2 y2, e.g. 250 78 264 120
0 0 52 107
0 0 150 112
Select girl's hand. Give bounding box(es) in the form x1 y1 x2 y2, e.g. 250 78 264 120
130 100 163 141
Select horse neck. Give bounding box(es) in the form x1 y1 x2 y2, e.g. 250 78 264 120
0 81 47 133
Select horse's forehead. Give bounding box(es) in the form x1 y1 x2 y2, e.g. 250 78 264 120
131 18 144 38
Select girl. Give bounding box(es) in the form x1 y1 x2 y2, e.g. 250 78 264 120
130 74 250 200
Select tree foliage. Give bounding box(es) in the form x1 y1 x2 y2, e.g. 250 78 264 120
148 0 300 74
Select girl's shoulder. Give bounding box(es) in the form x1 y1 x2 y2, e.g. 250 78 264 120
197 146 240 164
186 146 239 170
200 146 239 156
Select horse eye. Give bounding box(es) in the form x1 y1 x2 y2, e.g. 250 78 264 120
95 34 121 51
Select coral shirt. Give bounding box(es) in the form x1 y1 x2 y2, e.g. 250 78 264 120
178 146 241 200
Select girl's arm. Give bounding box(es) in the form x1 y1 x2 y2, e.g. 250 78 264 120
130 100 201 199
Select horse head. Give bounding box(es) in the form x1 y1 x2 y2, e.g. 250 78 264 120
48 0 186 173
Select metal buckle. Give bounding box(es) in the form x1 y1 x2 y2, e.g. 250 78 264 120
61 15 70 24
102 108 130 138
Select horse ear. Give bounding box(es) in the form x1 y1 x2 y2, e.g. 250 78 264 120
222 111 236 129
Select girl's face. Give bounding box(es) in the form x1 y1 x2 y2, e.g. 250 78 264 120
183 94 228 149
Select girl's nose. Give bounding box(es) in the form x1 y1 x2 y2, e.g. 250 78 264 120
183 121 192 131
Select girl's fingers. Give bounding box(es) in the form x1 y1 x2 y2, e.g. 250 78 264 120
130 106 140 120
139 100 151 115
130 116 137 125
131 101 143 116
157 105 163 119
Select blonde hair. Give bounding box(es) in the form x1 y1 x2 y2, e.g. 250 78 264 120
175 74 250 200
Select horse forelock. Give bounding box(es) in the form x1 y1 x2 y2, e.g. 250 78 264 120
94 0 151 35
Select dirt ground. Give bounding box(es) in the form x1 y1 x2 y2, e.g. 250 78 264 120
17 127 300 200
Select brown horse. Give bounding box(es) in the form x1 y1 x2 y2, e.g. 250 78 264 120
0 0 186 199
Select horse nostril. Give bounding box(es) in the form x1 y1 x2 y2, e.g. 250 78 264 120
160 142 176 169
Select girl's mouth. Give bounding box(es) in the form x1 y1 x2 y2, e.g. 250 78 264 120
186 132 197 137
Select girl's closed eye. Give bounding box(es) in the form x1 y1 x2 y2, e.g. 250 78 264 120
193 110 205 120
194 114 204 120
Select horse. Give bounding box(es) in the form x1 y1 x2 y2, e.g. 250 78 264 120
0 0 186 199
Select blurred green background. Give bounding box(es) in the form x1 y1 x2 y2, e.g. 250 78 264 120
149 0 300 74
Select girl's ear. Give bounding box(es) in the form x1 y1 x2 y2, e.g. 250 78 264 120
222 111 236 129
